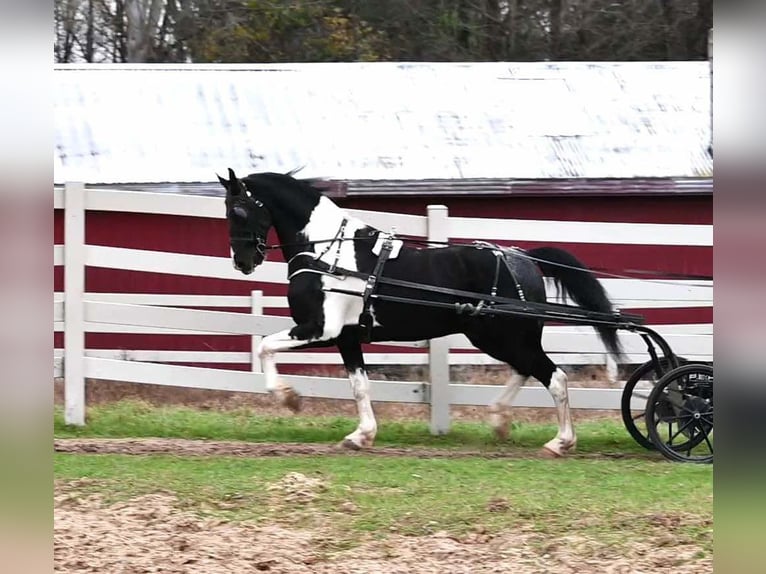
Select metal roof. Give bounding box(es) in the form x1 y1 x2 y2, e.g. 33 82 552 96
54 62 712 185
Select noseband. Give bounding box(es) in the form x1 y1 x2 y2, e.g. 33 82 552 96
230 231 268 259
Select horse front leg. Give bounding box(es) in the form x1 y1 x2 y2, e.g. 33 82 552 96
336 330 377 450
257 327 319 412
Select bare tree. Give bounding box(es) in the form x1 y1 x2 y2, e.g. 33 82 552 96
54 0 712 63
54 0 82 62
660 0 683 59
549 0 562 59
125 0 165 62
85 0 95 61
54 0 126 62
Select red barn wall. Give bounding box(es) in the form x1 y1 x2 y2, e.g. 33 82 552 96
53 191 712 371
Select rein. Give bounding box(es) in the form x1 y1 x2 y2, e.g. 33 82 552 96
267 234 713 285
286 251 646 330
264 235 362 251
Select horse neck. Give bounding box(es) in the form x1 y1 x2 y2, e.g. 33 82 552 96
301 196 355 244
268 190 358 262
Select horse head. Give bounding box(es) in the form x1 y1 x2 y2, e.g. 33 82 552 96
219 167 272 275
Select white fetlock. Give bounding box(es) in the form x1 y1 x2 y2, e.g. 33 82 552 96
341 428 375 450
487 405 511 440
542 436 577 457
271 383 302 413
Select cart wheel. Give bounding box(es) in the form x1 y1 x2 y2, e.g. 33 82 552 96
621 357 687 450
645 364 713 463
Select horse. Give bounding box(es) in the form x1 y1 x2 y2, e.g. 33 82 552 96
218 168 622 456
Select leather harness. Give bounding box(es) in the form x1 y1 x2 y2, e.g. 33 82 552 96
286 226 528 342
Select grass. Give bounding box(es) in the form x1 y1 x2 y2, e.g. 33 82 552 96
55 400 649 455
54 400 714 555
55 451 713 552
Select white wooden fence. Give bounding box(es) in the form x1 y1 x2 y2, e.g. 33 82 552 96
54 182 713 433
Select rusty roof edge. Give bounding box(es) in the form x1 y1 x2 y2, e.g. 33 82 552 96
331 177 713 197
89 177 712 198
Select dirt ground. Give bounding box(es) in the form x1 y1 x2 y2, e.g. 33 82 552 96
54 474 711 574
53 437 645 461
57 368 703 573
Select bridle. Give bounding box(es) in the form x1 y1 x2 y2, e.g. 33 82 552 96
228 198 269 261
229 231 268 259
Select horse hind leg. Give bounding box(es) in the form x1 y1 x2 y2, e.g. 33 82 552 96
487 368 528 440
532 357 577 457
466 332 531 441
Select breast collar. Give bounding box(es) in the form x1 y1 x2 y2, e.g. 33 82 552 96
286 233 397 343
286 217 355 280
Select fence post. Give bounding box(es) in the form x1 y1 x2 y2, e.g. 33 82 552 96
427 204 450 435
64 182 86 426
708 27 713 157
251 290 263 373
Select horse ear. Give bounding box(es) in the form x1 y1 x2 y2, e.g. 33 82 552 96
217 173 228 188
224 168 245 196
232 205 248 220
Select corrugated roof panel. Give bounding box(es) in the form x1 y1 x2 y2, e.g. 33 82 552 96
54 62 712 184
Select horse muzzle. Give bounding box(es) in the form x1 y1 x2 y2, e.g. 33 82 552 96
233 259 255 275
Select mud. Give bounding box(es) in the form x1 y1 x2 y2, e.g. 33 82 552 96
54 484 711 574
54 437 650 461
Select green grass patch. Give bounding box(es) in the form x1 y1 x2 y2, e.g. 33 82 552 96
55 451 713 552
54 401 713 556
55 400 649 455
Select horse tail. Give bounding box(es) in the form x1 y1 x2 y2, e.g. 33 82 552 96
526 246 623 361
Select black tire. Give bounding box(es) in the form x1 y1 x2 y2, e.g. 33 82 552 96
621 357 686 450
645 363 713 464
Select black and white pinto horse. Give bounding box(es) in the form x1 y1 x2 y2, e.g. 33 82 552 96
219 169 622 457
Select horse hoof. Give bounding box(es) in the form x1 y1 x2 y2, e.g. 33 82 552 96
541 439 576 458
281 388 302 413
487 406 510 441
493 425 509 442
340 438 363 451
540 446 563 458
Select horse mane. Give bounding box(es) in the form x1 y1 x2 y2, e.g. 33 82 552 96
284 167 335 197
238 168 331 205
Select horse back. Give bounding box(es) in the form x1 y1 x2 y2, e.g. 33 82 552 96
381 244 546 303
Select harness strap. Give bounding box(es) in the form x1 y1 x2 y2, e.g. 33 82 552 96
473 241 527 303
358 235 394 342
285 218 348 278
500 247 527 302
318 217 348 273
490 251 501 297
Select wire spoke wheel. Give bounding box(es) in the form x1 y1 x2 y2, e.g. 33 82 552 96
621 357 687 450
645 364 713 463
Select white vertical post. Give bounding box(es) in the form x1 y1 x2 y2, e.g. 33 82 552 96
251 290 263 373
64 182 86 426
708 27 713 157
427 204 450 435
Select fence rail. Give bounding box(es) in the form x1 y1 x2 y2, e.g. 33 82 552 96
55 182 713 432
